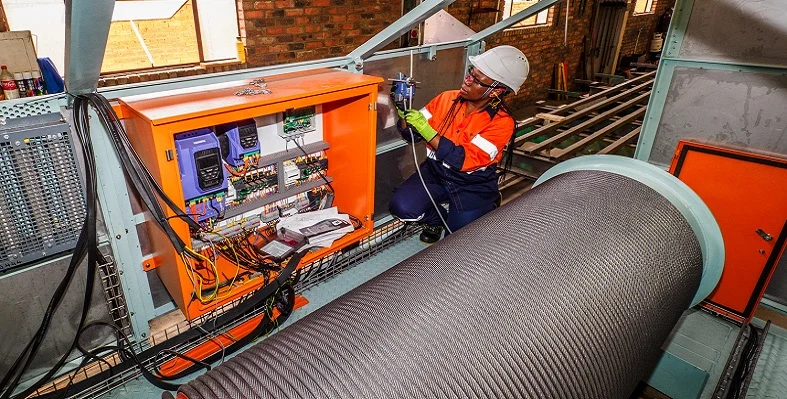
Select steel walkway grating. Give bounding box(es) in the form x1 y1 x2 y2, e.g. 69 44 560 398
746 325 787 399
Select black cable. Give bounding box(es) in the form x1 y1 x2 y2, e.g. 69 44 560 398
5 91 306 397
90 94 200 233
348 215 363 229
727 325 760 399
36 249 307 399
85 93 200 253
0 96 104 399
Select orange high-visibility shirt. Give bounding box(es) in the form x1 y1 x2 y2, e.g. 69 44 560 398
423 90 514 172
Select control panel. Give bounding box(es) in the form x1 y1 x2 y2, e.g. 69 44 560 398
119 69 381 319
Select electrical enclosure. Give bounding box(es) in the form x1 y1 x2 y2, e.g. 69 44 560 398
118 69 382 319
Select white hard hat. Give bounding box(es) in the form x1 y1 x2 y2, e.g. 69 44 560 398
469 45 529 95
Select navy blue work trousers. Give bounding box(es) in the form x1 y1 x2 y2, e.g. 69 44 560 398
389 160 498 232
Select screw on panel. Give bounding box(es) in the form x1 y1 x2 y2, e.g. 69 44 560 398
116 234 122 239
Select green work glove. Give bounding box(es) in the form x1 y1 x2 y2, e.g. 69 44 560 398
396 107 405 120
404 109 438 141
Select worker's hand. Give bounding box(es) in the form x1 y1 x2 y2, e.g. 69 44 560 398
389 89 406 119
404 109 438 142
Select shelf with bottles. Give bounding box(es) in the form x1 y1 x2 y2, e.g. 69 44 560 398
0 65 47 101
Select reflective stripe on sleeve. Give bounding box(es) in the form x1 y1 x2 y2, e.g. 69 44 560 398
470 134 499 161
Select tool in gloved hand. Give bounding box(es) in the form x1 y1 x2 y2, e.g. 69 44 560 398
404 109 437 142
389 72 418 112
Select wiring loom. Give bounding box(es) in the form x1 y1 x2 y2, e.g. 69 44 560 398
0 93 304 399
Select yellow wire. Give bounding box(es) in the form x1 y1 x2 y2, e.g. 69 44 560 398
181 252 213 304
211 231 242 301
184 247 220 303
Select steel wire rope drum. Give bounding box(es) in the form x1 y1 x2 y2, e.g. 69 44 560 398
175 156 724 399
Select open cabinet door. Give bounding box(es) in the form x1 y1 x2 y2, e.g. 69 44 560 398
670 141 787 324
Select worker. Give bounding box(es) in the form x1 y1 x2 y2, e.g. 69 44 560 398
389 45 529 243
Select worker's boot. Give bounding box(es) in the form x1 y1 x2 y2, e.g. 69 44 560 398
419 225 444 244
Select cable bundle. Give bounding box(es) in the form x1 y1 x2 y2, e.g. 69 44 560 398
0 93 304 398
0 95 104 399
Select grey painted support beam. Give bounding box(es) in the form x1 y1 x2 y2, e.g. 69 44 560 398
468 0 564 45
525 91 651 154
515 79 654 145
598 127 643 155
346 0 456 66
65 0 116 95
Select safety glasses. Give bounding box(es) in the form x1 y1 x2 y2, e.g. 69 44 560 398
464 67 497 89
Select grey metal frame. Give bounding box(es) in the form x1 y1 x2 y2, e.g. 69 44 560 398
634 0 787 166
57 0 568 341
65 0 116 95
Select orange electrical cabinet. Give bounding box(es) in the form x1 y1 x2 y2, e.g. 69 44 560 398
119 69 383 320
669 141 787 323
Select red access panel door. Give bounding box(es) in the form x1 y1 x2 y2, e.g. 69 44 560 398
670 141 787 323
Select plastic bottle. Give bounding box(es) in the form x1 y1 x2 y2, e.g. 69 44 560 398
0 66 21 99
31 71 46 95
14 72 28 98
22 72 35 97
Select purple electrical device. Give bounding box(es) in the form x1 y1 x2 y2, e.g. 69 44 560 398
174 129 228 222
216 119 260 167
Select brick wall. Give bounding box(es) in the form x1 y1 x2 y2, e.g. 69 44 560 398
98 0 671 104
238 0 401 66
619 0 675 56
0 4 8 32
445 0 594 107
102 1 200 73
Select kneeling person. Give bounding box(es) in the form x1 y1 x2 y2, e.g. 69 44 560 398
389 46 529 243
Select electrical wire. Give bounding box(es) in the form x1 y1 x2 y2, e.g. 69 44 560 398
40 249 307 399
2 90 328 397
727 324 760 399
402 52 452 235
292 140 334 192
409 127 453 235
0 95 104 399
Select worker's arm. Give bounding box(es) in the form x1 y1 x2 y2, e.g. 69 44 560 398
433 118 513 172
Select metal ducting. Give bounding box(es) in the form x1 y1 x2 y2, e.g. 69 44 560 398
175 156 723 399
